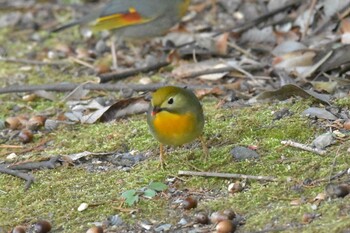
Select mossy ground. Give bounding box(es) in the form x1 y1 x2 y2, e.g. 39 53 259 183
1 13 350 233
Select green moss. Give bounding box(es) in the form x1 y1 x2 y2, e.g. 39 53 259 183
335 97 350 108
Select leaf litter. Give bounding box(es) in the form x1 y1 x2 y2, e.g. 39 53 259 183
1 0 350 232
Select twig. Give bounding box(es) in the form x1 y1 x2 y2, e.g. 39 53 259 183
112 206 139 212
9 156 61 170
0 138 50 157
0 165 34 190
227 42 257 60
178 170 278 182
281 140 326 155
0 57 68 66
69 56 95 69
0 144 25 149
98 61 170 83
0 83 213 94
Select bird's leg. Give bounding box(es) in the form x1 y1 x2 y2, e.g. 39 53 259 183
111 35 118 70
159 143 167 169
199 135 209 160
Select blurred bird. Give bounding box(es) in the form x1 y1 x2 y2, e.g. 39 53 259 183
52 0 191 69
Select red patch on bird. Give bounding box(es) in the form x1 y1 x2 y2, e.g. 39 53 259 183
122 7 142 23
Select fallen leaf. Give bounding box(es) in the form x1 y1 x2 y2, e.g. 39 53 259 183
302 107 337 120
81 97 149 124
252 84 331 105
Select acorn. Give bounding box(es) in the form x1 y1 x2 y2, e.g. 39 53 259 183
94 64 111 74
86 226 103 233
34 220 51 233
18 129 33 143
27 115 46 130
301 213 315 224
17 115 29 128
210 211 229 224
5 116 20 130
182 196 198 210
223 209 236 220
22 93 37 102
11 226 26 233
216 220 235 233
228 182 243 194
194 212 209 224
343 119 350 130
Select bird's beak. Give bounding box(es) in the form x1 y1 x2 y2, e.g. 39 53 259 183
151 106 162 116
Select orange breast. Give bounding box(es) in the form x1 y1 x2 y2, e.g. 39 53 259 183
153 111 197 146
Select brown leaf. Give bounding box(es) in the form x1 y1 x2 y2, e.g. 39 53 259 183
253 84 331 105
215 32 229 55
318 44 350 72
81 97 149 124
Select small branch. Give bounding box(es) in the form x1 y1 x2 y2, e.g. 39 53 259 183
9 156 61 170
98 61 170 83
281 140 326 155
0 165 34 190
178 170 278 182
0 83 213 94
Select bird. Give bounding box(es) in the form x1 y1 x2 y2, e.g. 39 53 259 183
51 0 191 69
147 86 208 167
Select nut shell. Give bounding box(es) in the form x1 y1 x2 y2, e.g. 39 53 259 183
216 220 235 233
86 226 103 233
34 220 52 233
12 226 26 233
182 196 198 210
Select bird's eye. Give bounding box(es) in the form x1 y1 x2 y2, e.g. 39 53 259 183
167 97 174 105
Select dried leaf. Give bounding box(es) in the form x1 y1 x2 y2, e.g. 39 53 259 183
241 27 276 44
81 97 148 124
34 90 57 101
253 84 331 105
62 83 90 101
273 50 316 69
215 32 229 55
272 41 307 56
302 107 337 120
324 0 350 18
318 44 350 72
172 59 232 79
310 81 337 93
312 132 334 150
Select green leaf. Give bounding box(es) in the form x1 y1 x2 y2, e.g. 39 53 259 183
143 188 157 198
148 182 168 192
121 189 136 199
125 194 139 206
